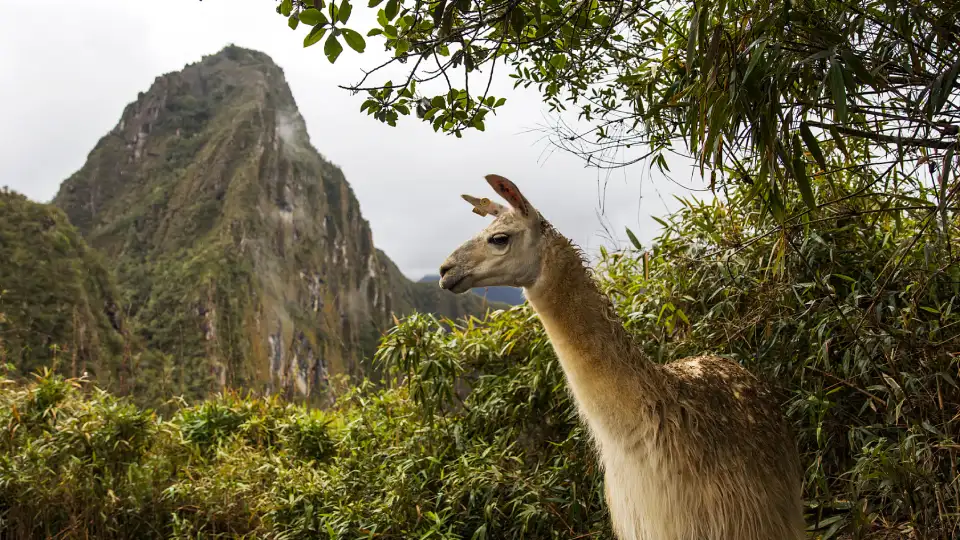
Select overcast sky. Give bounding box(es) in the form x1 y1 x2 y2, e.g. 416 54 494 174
0 0 710 280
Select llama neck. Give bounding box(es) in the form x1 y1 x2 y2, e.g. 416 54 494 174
524 228 662 430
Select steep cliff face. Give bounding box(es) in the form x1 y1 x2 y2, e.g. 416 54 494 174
53 45 491 405
0 189 128 387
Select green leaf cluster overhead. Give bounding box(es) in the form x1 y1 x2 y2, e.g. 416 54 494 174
269 0 959 224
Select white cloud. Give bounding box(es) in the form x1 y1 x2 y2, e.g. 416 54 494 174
0 0 709 280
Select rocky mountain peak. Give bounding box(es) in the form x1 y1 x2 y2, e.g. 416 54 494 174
50 45 495 406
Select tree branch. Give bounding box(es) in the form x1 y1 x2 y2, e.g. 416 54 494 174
805 121 957 150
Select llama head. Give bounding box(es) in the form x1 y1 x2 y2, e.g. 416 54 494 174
438 174 544 293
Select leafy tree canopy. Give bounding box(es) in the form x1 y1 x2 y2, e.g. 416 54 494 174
270 0 957 215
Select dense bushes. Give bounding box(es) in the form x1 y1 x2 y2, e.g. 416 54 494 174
1 177 957 539
0 369 337 539
0 305 607 539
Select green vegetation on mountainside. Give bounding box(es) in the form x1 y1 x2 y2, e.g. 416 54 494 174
2 168 956 538
0 189 128 388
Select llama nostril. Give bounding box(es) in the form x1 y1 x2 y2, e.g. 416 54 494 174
439 263 454 278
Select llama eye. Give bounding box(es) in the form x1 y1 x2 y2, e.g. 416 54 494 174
488 234 509 246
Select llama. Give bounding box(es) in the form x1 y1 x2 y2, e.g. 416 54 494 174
438 174 805 540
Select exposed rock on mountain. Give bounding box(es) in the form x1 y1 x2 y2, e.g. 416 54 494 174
52 45 494 405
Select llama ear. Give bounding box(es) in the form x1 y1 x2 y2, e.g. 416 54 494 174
461 194 507 217
485 174 534 217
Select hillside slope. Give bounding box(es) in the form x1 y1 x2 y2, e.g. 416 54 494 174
0 189 128 387
52 45 492 405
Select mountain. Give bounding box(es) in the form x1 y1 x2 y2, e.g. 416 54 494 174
419 274 526 306
0 189 129 386
51 45 494 405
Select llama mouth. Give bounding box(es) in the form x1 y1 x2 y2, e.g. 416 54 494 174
440 274 472 293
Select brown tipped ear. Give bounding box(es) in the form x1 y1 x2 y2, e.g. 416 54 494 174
461 194 507 217
485 174 533 217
